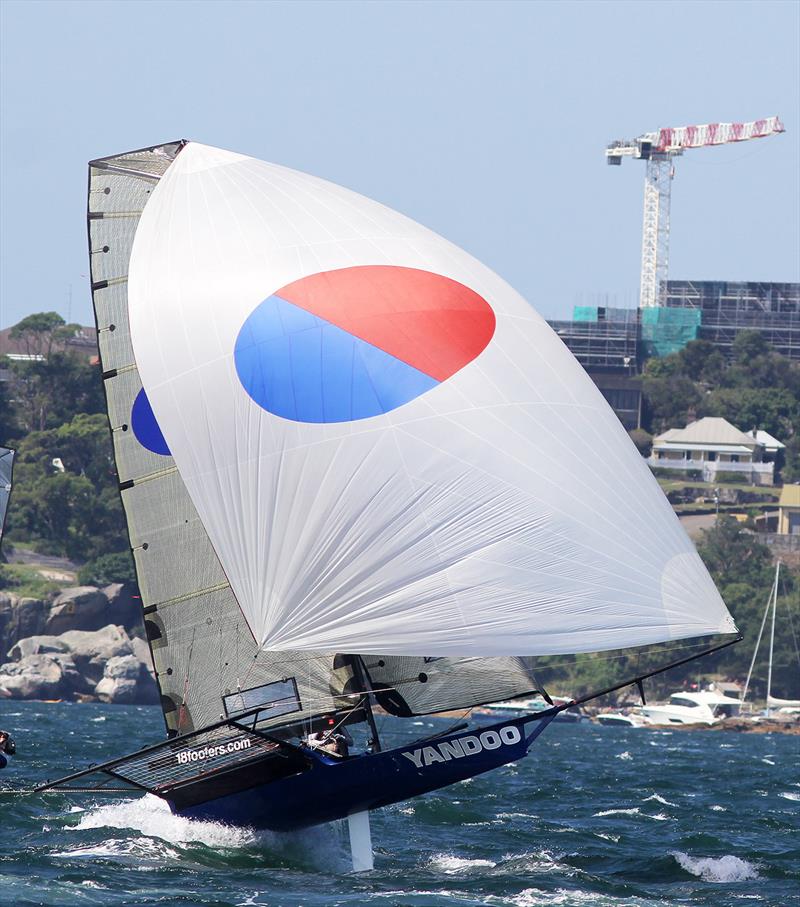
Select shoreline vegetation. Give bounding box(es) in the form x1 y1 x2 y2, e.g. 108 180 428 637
1 314 799 707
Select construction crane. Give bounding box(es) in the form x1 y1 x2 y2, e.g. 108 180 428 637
606 116 785 308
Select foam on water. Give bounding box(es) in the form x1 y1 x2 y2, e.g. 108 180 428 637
671 851 759 882
593 807 640 817
643 794 677 806
429 854 497 874
71 793 257 848
615 751 633 761
779 791 800 801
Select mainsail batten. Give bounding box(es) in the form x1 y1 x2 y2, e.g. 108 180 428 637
125 141 736 659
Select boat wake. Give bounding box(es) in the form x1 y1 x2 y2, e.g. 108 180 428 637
57 793 350 871
671 851 759 882
71 794 256 847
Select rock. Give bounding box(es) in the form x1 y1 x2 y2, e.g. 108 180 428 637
46 586 111 635
59 625 133 683
95 654 156 704
7 635 69 661
102 584 143 633
130 636 155 678
0 652 85 700
0 594 48 655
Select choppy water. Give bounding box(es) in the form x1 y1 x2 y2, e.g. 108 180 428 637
0 701 798 906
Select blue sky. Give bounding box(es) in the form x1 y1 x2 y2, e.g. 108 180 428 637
1 0 798 329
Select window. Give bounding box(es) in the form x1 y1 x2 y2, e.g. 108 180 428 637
223 678 301 720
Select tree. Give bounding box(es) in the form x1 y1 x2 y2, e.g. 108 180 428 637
731 329 769 365
695 515 773 589
9 312 79 359
628 428 653 457
677 339 725 384
7 353 104 434
700 387 799 440
5 413 125 561
78 551 136 587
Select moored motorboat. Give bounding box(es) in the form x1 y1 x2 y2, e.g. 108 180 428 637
595 710 651 728
641 689 742 726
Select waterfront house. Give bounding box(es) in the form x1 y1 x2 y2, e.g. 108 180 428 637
648 416 774 486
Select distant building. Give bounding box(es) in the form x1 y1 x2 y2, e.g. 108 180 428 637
548 307 643 429
662 281 799 362
0 325 98 382
778 485 800 535
649 416 775 486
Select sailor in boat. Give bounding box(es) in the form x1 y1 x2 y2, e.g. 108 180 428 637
0 730 15 769
304 718 352 758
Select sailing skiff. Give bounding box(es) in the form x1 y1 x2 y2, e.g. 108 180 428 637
36 141 739 869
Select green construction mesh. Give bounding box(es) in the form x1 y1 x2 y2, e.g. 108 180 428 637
640 307 701 358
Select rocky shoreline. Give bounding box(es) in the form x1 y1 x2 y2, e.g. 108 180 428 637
0 585 157 704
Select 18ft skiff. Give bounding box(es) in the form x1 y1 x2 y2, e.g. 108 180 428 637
37 141 738 869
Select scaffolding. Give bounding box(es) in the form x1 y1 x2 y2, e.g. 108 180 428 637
663 281 800 361
549 307 639 371
639 306 702 358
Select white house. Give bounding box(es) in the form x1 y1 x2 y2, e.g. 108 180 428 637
648 417 775 486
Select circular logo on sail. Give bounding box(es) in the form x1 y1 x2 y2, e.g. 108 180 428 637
234 265 496 423
131 388 170 456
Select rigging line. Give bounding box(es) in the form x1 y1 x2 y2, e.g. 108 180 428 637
742 567 779 705
778 567 800 667
558 636 742 714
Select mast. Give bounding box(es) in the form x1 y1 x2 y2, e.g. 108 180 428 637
352 656 382 752
766 562 780 718
742 562 779 708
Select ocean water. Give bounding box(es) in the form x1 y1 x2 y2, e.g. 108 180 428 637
0 701 798 907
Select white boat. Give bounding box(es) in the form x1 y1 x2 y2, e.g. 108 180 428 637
484 696 551 715
595 710 651 728
34 139 739 871
641 689 742 726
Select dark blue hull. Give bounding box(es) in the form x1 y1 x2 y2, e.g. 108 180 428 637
173 714 553 831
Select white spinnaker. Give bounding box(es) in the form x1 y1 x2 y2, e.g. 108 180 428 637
128 141 736 656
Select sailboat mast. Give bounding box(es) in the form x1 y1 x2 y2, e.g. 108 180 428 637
766 561 780 719
741 562 779 708
352 656 382 753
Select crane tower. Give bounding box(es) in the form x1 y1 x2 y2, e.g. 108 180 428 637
606 116 784 308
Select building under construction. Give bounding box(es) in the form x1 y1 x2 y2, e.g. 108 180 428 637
663 281 800 361
548 280 800 429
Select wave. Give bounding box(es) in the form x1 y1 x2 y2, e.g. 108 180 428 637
779 791 800 801
671 851 759 882
428 853 496 874
643 794 677 806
